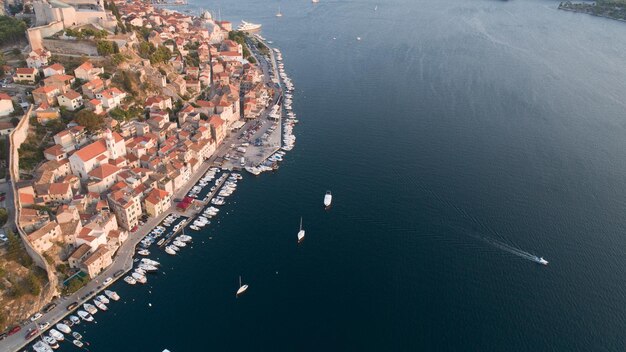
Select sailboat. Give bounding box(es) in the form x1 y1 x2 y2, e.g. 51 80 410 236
297 217 305 243
236 275 248 296
276 5 283 17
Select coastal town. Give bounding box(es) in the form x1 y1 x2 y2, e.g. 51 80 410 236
0 0 298 349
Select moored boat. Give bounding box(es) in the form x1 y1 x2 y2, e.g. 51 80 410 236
83 303 97 315
73 339 84 348
104 289 120 301
124 276 136 285
94 299 108 311
165 246 177 255
77 310 93 322
48 328 64 341
72 331 82 340
55 323 71 334
96 295 110 304
69 315 80 325
132 272 147 284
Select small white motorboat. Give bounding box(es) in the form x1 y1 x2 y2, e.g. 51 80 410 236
236 275 248 297
324 190 332 207
105 290 120 301
77 310 93 322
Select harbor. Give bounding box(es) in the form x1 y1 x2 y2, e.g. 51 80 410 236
12 28 301 351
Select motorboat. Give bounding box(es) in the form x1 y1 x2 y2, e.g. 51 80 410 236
298 217 305 243
62 319 73 327
96 295 110 304
138 249 150 256
165 246 177 255
72 331 82 340
34 340 55 352
537 257 549 265
132 272 147 284
105 290 120 301
169 244 180 252
48 328 64 341
73 340 84 348
141 258 160 266
124 276 137 285
178 234 192 242
173 240 186 248
77 310 93 322
42 336 58 347
83 303 97 315
236 275 248 296
55 323 71 334
69 315 80 325
139 264 158 272
324 191 332 207
189 225 201 231
94 300 108 311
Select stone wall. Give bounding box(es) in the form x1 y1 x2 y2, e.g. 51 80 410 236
27 20 64 51
8 107 59 299
42 38 99 56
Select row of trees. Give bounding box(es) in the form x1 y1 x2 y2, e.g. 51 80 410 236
137 41 172 64
64 28 109 40
96 40 120 56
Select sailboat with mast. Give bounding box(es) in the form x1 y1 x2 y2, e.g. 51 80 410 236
276 5 283 17
236 275 248 296
297 217 305 243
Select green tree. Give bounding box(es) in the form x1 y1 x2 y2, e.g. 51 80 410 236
0 208 7 227
75 109 104 132
96 40 119 56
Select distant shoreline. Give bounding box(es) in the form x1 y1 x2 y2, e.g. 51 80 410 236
558 2 626 23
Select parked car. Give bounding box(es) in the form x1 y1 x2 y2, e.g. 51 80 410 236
103 277 112 286
42 303 56 313
113 269 124 277
8 325 21 335
0 332 7 340
25 328 38 339
38 322 49 330
30 313 42 322
66 302 78 311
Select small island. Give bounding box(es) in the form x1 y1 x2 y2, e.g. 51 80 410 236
559 0 626 22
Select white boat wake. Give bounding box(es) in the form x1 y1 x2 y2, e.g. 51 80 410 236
414 181 548 265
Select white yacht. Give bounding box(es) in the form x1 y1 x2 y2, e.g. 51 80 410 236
69 315 81 325
173 240 186 247
138 249 150 256
72 331 82 340
537 257 549 265
77 310 93 322
124 276 137 285
298 217 305 243
237 21 262 32
48 329 64 341
34 341 54 352
105 290 120 301
141 258 160 266
132 272 147 284
83 303 97 315
55 323 71 334
189 225 201 231
139 263 158 272
165 246 177 255
42 336 58 348
236 275 249 296
73 340 84 348
96 295 110 304
324 191 332 207
94 300 108 311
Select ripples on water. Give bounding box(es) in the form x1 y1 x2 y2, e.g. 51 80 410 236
76 0 626 351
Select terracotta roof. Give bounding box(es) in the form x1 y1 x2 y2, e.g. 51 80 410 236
0 93 11 101
82 245 110 266
69 243 91 260
88 164 120 179
73 140 107 162
16 67 37 74
62 90 82 100
49 183 70 195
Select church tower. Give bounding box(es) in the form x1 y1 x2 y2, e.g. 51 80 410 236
105 128 118 159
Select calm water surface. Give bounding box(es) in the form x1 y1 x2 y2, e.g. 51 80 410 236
71 0 626 350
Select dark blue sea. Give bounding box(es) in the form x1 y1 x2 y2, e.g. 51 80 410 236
65 0 626 350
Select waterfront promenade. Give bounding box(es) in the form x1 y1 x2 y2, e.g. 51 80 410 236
0 127 247 352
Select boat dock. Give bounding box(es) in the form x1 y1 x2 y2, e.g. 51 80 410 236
159 172 230 248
